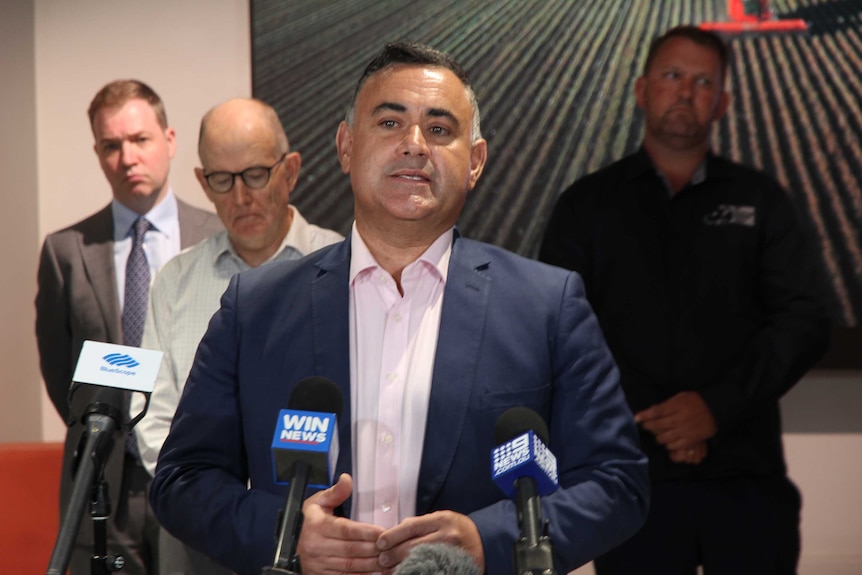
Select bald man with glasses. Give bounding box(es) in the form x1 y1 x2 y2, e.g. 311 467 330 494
131 97 342 574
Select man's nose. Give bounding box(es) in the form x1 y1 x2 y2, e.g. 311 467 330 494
678 76 694 99
230 177 255 205
120 141 138 166
399 125 429 156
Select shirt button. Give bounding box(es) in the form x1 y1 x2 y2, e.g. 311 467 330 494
387 372 397 382
381 503 391 513
394 313 403 322
382 433 393 445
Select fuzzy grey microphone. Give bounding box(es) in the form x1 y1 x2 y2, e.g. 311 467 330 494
393 543 481 575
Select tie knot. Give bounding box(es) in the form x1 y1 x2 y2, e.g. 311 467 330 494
132 218 152 242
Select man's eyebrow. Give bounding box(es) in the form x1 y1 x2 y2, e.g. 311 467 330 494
372 102 407 116
370 103 460 126
98 130 148 143
428 107 459 126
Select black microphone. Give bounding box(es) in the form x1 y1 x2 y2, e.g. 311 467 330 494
393 543 481 575
491 407 559 575
47 386 126 575
263 376 343 575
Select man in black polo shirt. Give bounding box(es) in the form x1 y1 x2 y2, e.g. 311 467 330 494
540 25 831 575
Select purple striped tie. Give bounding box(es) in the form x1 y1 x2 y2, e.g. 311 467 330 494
122 217 152 459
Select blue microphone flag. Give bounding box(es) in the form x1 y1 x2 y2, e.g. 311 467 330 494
271 408 339 489
491 429 559 499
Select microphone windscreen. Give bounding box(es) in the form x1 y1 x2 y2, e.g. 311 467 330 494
393 543 480 575
82 385 126 424
494 406 550 445
288 376 343 418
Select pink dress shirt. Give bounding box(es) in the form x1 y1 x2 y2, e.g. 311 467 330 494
348 225 452 528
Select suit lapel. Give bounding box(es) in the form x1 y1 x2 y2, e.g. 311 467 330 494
416 236 491 515
177 198 221 248
310 240 353 511
79 205 122 342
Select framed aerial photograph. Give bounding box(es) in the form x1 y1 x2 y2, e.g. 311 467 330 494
252 0 862 367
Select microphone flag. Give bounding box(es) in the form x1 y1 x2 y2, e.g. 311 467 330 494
271 408 338 489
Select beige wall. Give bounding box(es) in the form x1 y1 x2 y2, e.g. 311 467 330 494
1 1 859 573
0 1 41 442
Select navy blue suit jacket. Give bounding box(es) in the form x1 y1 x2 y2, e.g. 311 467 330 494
151 233 648 575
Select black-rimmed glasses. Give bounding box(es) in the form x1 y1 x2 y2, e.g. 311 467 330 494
203 153 287 193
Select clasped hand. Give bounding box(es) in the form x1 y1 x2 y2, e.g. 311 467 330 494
634 391 717 464
295 474 485 574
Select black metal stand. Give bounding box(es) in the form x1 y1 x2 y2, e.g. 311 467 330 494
261 460 310 575
46 410 119 574
46 385 147 575
512 477 557 575
90 481 124 573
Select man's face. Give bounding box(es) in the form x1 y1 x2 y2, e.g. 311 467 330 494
635 36 729 150
195 133 300 267
92 98 176 211
336 65 486 239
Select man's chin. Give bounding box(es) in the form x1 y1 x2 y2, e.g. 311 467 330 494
661 134 708 151
123 183 157 197
655 124 708 147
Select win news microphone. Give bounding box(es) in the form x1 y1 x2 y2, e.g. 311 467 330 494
491 407 559 575
263 376 343 575
393 543 481 575
47 386 126 575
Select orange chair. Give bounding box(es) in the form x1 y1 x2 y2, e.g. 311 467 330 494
0 442 64 574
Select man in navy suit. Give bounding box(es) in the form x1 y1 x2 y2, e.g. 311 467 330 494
151 42 649 575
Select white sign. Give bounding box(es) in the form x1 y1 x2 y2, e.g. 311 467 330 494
72 340 163 393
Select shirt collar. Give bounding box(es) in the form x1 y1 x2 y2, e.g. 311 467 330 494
630 147 711 195
349 223 453 286
212 205 303 269
111 187 178 240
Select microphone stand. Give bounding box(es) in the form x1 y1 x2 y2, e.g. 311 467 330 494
47 388 151 575
513 477 557 575
46 410 120 574
261 460 310 575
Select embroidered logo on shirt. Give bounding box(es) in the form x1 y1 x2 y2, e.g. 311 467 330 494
703 204 756 227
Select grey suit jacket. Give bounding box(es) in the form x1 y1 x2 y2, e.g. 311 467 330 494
35 198 222 539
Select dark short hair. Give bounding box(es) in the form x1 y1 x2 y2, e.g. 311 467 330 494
88 79 168 133
643 25 730 79
345 41 482 141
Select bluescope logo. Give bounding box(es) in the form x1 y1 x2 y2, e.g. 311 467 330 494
100 352 140 375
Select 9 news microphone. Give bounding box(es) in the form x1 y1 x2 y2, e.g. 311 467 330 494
262 376 343 575
393 543 481 575
491 407 559 575
47 386 125 575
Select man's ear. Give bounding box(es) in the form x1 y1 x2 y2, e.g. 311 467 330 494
467 139 488 190
194 167 216 204
282 151 302 192
335 121 352 174
164 127 177 159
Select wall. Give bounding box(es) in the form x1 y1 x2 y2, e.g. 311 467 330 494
0 1 859 573
0 1 41 442
783 370 862 574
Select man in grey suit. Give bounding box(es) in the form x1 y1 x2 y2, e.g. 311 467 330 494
35 79 222 575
